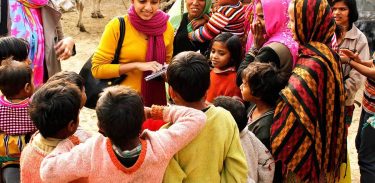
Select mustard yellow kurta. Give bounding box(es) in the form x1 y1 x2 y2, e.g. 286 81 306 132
91 15 174 92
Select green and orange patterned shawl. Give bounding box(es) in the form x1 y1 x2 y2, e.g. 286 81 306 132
270 0 346 182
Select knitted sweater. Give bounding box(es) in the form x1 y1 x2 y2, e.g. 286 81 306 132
206 68 242 103
40 105 206 183
20 130 91 183
240 128 274 183
163 106 248 183
191 2 245 42
91 15 174 93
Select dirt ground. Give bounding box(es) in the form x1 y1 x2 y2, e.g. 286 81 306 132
59 0 361 181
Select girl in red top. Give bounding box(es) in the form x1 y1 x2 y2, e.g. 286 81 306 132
206 32 243 103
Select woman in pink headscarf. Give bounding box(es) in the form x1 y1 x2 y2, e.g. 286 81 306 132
236 0 298 85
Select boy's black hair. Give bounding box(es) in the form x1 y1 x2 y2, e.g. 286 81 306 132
242 62 289 106
167 51 211 102
333 0 359 29
210 32 243 70
0 58 32 98
48 71 84 91
96 86 145 146
212 96 247 131
29 81 82 138
0 37 29 61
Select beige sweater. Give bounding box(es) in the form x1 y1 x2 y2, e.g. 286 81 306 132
240 127 275 183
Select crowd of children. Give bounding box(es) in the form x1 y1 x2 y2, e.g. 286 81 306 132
0 0 374 182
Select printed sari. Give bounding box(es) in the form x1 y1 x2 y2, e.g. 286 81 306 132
270 0 346 182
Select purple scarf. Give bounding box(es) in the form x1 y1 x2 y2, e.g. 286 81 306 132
128 5 169 106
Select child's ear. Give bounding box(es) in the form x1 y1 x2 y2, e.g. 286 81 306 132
24 83 33 95
67 118 79 134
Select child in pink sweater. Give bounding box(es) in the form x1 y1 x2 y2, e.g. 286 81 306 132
40 85 206 183
20 79 90 183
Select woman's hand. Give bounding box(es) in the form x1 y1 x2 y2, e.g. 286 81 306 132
251 20 266 49
55 37 75 60
136 61 163 73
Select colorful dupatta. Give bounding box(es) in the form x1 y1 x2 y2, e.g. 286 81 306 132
245 0 298 65
9 0 48 87
270 0 346 182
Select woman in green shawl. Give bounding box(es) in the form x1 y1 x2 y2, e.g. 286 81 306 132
170 0 212 56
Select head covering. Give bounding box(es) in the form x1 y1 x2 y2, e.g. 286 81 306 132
270 0 346 181
168 0 212 32
128 5 169 106
245 0 298 65
9 0 48 87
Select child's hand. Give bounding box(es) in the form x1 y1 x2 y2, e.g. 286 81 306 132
251 20 266 49
340 49 361 63
191 18 207 30
188 32 194 40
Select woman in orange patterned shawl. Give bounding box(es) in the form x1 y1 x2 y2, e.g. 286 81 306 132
270 0 347 182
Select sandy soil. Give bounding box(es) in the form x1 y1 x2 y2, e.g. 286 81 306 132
59 0 361 181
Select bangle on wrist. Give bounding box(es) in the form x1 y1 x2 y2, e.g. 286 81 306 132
348 58 352 65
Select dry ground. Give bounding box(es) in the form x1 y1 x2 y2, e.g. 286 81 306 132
59 0 361 181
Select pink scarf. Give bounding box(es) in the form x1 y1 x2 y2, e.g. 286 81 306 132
9 0 48 87
245 0 298 66
128 5 169 106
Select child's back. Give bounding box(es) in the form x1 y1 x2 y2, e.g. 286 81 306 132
39 86 206 182
163 106 247 182
19 80 90 183
163 51 248 182
0 59 36 182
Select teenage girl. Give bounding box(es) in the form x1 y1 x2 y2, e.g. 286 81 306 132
206 32 243 103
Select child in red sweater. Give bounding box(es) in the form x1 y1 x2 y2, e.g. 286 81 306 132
20 78 90 183
206 32 243 103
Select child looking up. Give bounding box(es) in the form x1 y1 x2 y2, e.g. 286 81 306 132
163 51 247 182
240 62 288 149
213 96 275 183
188 0 245 42
0 58 36 183
206 33 243 103
39 85 206 182
20 80 90 183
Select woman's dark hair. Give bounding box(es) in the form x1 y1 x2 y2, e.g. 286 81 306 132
96 86 145 147
167 51 211 102
242 62 289 106
212 96 247 131
210 33 243 70
333 0 359 28
29 81 82 138
0 58 32 98
0 37 29 61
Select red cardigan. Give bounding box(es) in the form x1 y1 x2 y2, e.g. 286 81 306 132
206 69 242 103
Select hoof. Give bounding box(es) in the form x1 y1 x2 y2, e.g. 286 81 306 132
91 12 98 18
97 12 104 18
79 25 87 32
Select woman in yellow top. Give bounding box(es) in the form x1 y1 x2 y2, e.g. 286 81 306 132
92 0 174 106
